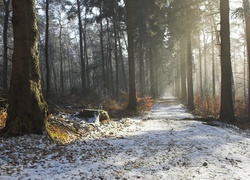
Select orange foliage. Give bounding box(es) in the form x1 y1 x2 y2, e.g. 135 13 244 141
234 98 247 117
137 96 155 112
193 96 220 118
0 112 7 129
194 95 248 118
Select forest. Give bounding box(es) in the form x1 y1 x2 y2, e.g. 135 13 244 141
1 0 250 179
0 0 250 134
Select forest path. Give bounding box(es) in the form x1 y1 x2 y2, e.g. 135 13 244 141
1 94 250 179
148 93 194 120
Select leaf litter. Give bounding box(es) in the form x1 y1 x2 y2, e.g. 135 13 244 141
1 93 250 179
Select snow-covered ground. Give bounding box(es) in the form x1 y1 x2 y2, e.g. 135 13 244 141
1 94 250 180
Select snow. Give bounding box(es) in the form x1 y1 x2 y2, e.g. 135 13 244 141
1 94 250 180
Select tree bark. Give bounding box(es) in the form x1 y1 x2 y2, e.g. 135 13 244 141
99 5 106 92
77 0 86 95
118 31 128 91
45 0 50 98
180 50 187 103
219 0 235 122
125 0 137 111
83 10 90 91
186 30 194 110
2 0 11 91
2 0 48 136
211 24 216 99
198 46 203 97
113 8 119 99
139 40 145 97
243 0 250 119
59 23 64 94
149 47 155 98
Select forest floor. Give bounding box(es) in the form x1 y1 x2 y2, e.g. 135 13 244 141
1 94 250 179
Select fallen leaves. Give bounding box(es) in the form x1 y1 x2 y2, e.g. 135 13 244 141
0 112 7 129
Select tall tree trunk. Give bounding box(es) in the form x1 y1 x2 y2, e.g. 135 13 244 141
125 0 137 111
175 57 181 98
198 46 203 97
77 0 86 95
243 0 250 119
113 9 119 99
149 47 155 98
139 40 145 97
67 47 72 90
83 10 90 91
118 31 128 91
181 50 187 103
2 0 48 136
244 37 247 99
211 24 216 99
59 24 64 94
186 30 194 110
219 0 235 122
2 0 11 91
106 18 114 95
99 5 106 92
203 33 208 94
45 0 50 98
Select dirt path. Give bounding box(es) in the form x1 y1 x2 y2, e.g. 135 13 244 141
1 96 250 179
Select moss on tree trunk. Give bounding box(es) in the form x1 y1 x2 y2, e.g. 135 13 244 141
2 0 47 136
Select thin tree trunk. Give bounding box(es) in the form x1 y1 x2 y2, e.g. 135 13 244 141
2 0 11 91
244 37 247 98
181 50 187 103
83 10 90 91
199 46 203 97
106 17 114 95
113 9 119 99
149 47 155 98
59 24 64 94
77 0 86 95
186 30 194 110
118 31 128 91
45 0 50 98
211 25 216 99
203 33 208 94
99 5 106 92
67 47 72 90
175 56 181 98
139 40 145 97
243 0 250 118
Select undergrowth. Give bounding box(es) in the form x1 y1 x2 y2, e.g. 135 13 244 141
193 95 248 118
47 91 155 119
193 95 250 130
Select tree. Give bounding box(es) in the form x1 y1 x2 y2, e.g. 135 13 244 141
2 0 48 136
219 0 235 122
77 0 86 95
186 28 194 110
243 0 250 119
45 0 50 98
2 0 11 91
125 0 137 111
